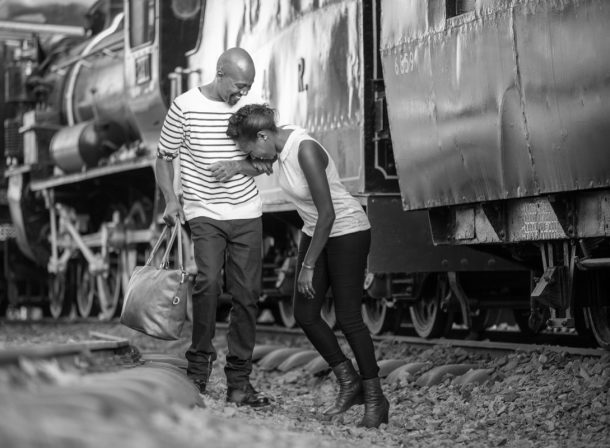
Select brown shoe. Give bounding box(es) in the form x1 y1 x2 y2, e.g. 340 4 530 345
193 379 207 394
226 383 270 408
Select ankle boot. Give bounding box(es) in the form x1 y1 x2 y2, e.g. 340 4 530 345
323 360 364 415
358 377 389 428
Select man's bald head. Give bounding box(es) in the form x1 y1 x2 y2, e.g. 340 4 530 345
213 47 256 105
217 47 255 80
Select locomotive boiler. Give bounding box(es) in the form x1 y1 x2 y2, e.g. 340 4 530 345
0 0 608 349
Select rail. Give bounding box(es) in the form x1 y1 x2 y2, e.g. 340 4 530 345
0 338 132 367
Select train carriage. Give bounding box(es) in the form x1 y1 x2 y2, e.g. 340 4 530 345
0 0 608 349
377 0 610 347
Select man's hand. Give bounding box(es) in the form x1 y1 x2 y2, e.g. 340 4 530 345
251 159 274 175
163 199 185 226
209 161 239 182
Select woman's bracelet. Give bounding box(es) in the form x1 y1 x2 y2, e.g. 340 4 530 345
302 262 315 270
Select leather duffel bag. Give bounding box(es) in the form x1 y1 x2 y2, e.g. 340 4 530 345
121 222 188 340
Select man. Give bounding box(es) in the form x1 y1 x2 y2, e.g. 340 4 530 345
155 47 271 407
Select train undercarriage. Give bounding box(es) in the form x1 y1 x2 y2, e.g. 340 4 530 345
3 160 608 351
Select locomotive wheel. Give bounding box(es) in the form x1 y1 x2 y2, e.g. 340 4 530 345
409 273 453 339
320 296 336 329
583 269 610 349
470 308 502 333
97 252 122 320
276 297 297 328
362 298 402 335
121 200 156 292
362 297 387 335
47 271 72 319
121 244 151 292
76 263 100 318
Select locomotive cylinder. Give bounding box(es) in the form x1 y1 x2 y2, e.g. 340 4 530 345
50 120 125 173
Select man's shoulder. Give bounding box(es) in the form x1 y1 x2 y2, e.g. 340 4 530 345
174 87 202 107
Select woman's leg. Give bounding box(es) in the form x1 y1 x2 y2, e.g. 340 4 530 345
294 235 362 416
326 230 379 379
293 234 347 367
327 229 389 427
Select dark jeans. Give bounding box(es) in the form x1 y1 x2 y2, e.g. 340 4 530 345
185 216 262 388
293 229 379 379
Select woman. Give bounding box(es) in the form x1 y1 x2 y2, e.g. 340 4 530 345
226 104 389 428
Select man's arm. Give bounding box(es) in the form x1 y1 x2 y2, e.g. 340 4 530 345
155 157 185 225
156 99 186 225
209 158 275 182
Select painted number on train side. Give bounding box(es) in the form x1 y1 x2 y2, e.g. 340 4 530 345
394 50 415 75
298 58 308 92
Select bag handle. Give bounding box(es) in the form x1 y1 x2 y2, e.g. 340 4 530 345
145 225 169 267
144 220 184 270
160 222 184 270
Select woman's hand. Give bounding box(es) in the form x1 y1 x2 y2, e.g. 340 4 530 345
251 158 274 175
209 161 239 182
297 268 315 299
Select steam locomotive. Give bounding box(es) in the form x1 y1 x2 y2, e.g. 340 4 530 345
1 0 608 349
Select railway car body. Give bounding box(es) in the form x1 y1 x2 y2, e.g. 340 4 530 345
377 0 610 346
0 0 608 348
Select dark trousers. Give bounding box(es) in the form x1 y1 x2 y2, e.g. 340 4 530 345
293 229 379 379
185 216 262 388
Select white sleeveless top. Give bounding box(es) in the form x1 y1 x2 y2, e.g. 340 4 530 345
277 126 370 238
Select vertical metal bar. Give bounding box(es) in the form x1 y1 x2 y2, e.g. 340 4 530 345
47 190 58 266
539 244 548 271
175 66 183 97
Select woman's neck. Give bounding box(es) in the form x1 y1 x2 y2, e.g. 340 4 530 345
274 127 293 153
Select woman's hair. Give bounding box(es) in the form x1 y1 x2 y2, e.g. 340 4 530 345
226 103 277 141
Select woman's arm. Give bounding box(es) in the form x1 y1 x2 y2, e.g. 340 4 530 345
209 158 275 181
297 140 335 297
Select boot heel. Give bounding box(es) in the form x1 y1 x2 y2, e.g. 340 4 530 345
359 378 390 429
381 407 389 424
379 398 389 424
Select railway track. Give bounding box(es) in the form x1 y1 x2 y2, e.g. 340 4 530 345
251 324 606 358
0 319 607 448
0 337 133 367
1 316 605 353
1 322 604 405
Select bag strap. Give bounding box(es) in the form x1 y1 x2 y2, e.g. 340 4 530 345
160 222 184 270
145 225 170 267
144 220 184 270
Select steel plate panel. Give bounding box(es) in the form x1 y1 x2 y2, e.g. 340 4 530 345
191 0 364 210
367 196 526 273
381 0 610 211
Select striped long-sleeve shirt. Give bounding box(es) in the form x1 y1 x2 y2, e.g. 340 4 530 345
157 87 262 221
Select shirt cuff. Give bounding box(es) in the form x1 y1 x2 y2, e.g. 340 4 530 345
157 148 177 161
